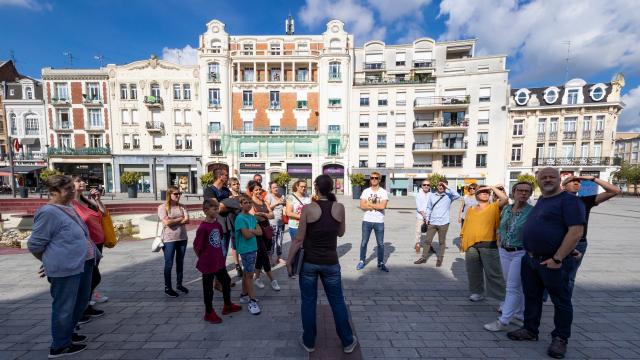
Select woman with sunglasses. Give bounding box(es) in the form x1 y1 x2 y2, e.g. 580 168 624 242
458 183 478 228
460 185 509 303
157 186 190 298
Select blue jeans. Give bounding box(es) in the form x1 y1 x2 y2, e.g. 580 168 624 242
49 260 93 350
162 240 187 289
289 228 298 244
299 262 354 348
567 242 587 295
360 221 385 264
521 253 574 340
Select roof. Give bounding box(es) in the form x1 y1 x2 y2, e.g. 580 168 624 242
511 80 614 107
615 132 640 141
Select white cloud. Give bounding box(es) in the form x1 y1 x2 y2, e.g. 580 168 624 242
438 0 640 84
161 45 197 65
620 86 640 132
0 0 52 11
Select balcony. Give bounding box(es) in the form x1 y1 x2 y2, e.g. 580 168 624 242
359 141 369 148
82 96 103 106
153 144 163 150
537 132 545 141
412 141 467 153
582 131 591 139
414 96 470 110
412 162 432 168
229 49 321 57
146 121 165 132
144 96 163 108
563 131 577 141
208 100 221 109
595 130 604 139
413 119 469 132
51 98 71 106
363 62 385 71
48 147 111 156
210 150 224 156
548 132 558 140
354 76 435 86
233 125 318 135
24 129 41 136
413 60 436 69
13 152 45 160
532 157 620 167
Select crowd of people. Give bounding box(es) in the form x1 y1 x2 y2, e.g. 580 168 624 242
26 166 620 358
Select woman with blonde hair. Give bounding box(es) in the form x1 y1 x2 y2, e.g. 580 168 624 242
157 186 190 297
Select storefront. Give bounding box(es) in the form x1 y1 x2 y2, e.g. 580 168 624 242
322 164 344 195
114 155 200 194
287 163 313 191
53 163 112 192
389 178 409 196
239 162 265 189
119 164 151 193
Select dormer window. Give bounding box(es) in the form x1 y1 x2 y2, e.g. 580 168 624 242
567 89 579 105
590 84 606 101
25 87 33 100
210 39 222 54
543 88 558 104
515 89 529 106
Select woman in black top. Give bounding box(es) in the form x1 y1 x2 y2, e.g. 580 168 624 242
287 175 358 354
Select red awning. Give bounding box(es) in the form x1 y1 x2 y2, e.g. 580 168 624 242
0 172 12 176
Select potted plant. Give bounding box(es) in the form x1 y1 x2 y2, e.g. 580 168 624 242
517 173 539 198
200 172 214 188
39 168 62 183
349 173 366 199
120 171 141 198
273 172 291 195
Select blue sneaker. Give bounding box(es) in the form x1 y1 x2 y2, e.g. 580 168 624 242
378 263 389 272
356 261 365 270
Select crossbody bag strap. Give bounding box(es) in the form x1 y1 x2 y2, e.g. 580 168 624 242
427 195 446 222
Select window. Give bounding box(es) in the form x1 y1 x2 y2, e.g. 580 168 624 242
270 91 280 109
443 155 463 167
184 110 192 125
297 42 309 55
8 113 17 135
150 83 160 98
120 84 128 99
88 109 103 128
329 62 341 80
562 144 574 158
536 144 545 159
328 98 341 107
513 119 524 136
567 89 579 105
359 114 369 128
208 88 220 107
269 42 281 55
594 142 602 157
25 115 39 135
55 83 69 100
173 84 181 100
185 135 193 150
477 110 489 125
328 125 340 133
583 116 591 131
270 125 280 133
131 109 139 124
590 85 605 101
360 94 370 106
328 139 340 156
477 132 488 146
376 155 386 168
25 86 33 100
378 93 388 106
270 68 281 82
395 52 406 67
445 111 467 126
394 155 404 167
130 84 137 99
87 83 100 100
396 92 406 106
515 90 529 105
550 118 558 133
132 134 140 149
57 109 70 129
564 117 577 132
121 109 130 124
581 143 589 157
89 134 103 148
595 115 604 131
548 144 557 158
377 134 387 148
359 156 369 167
242 91 253 108
511 144 522 162
377 114 387 128
210 39 222 54
243 121 253 132
242 43 254 55
122 134 131 149
479 87 491 102
443 133 465 149
152 135 162 149
58 134 71 148
175 135 183 150
537 118 546 133
208 63 220 82
476 154 487 167
183 84 191 100
210 139 222 155
395 113 406 127
359 136 368 148
174 109 182 125
243 68 254 82
296 68 308 82
395 134 405 148
544 88 558 104
296 100 308 109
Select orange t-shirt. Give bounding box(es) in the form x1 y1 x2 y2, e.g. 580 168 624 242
460 202 500 252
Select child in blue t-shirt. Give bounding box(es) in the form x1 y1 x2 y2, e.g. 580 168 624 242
234 195 262 315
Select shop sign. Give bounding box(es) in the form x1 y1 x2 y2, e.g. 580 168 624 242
240 162 266 172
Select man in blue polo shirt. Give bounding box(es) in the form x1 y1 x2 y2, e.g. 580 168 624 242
507 167 585 359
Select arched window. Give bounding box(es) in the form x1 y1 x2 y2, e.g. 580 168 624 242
544 88 558 104
590 85 605 101
24 113 39 135
9 113 17 135
330 38 341 49
329 61 341 81
515 90 529 106
210 39 222 54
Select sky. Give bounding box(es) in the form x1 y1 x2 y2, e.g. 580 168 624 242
1 0 639 131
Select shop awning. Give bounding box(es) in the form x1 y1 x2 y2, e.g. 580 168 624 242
21 138 40 145
0 165 45 174
0 171 11 176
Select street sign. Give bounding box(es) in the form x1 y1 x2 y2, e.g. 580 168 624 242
13 138 21 152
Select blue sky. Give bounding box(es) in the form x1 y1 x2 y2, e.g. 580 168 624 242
1 0 639 130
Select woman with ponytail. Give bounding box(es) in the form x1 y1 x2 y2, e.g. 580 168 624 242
157 186 190 297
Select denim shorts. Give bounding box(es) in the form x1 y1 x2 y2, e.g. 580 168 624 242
240 251 257 273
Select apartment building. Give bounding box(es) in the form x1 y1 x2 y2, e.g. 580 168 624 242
615 132 640 165
42 68 113 190
198 19 352 192
349 39 509 195
0 60 21 166
507 74 625 188
106 56 202 194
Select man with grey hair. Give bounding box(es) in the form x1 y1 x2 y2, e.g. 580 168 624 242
507 167 585 359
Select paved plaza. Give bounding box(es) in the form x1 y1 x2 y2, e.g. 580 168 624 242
1 196 640 359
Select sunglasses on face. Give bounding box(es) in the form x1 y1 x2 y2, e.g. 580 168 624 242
421 184 430 187
370 177 380 180
171 192 182 196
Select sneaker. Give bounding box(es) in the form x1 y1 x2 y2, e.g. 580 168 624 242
92 291 108 303
254 278 265 289
248 300 261 315
84 306 105 318
378 263 389 272
343 335 358 354
203 310 222 324
299 335 315 353
89 300 96 306
484 319 508 332
77 315 91 325
510 317 524 327
271 280 281 291
356 261 365 270
177 285 189 294
414 257 427 264
507 328 539 341
164 288 179 298
547 336 568 359
48 344 87 358
429 245 436 254
222 303 242 315
239 294 250 304
469 293 485 302
71 333 88 344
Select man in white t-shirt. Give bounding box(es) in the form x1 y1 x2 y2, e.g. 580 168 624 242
357 172 389 272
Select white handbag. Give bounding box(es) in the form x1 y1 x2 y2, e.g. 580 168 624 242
151 217 164 252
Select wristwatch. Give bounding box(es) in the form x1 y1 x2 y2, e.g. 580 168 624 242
552 256 562 264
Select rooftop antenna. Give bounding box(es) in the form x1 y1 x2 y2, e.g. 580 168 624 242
561 40 571 81
62 51 74 67
285 12 295 35
93 53 105 67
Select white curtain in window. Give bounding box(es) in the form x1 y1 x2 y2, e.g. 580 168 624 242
479 87 491 98
174 109 181 123
121 109 129 124
152 110 161 122
131 109 139 123
396 92 406 102
184 110 192 124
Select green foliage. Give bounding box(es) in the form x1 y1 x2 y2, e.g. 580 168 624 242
349 173 366 187
120 171 141 185
200 172 214 187
273 172 291 187
39 168 62 182
517 173 538 190
614 161 640 194
428 173 447 188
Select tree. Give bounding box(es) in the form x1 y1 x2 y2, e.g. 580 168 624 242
614 161 640 195
517 173 538 191
428 173 447 190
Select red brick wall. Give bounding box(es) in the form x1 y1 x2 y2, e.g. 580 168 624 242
46 82 51 101
74 134 85 148
103 108 109 130
73 108 84 129
308 92 319 130
232 92 242 130
253 93 268 130
102 82 108 104
232 91 319 131
47 108 53 129
71 82 82 104
281 93 296 130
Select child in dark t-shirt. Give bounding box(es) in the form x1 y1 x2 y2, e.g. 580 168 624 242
193 199 241 324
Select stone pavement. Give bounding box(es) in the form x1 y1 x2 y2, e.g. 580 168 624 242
1 196 640 359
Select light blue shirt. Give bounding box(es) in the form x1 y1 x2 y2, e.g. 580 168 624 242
423 186 461 225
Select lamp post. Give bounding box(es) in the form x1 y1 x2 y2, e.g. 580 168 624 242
8 136 16 198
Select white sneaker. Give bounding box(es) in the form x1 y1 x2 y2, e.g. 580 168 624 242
510 317 524 327
343 335 358 354
484 319 508 332
89 300 96 306
248 300 261 315
255 278 265 289
299 335 315 353
469 293 485 302
271 280 281 291
239 294 250 304
92 292 108 303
